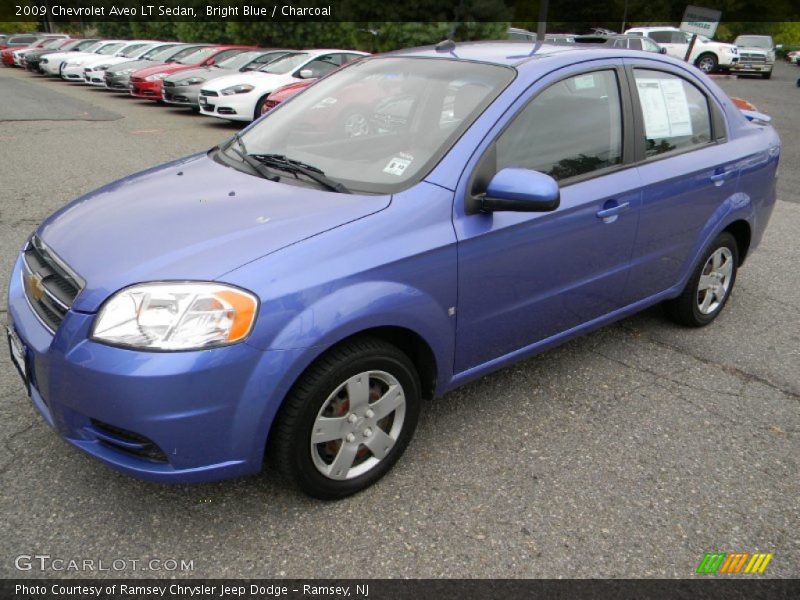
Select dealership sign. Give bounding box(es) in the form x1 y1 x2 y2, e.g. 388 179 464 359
680 4 722 38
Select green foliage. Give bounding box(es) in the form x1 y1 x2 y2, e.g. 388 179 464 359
0 21 39 34
92 22 133 39
175 22 230 43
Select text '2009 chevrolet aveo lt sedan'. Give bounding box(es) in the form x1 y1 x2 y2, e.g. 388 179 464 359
7 42 779 498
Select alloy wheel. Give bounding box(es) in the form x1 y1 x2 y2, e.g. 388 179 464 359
310 370 406 480
696 247 734 314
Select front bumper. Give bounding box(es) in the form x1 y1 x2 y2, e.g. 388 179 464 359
163 83 201 107
61 64 88 82
6 254 306 483
198 92 254 122
732 61 774 73
104 72 132 91
85 71 109 86
129 79 164 100
39 59 63 75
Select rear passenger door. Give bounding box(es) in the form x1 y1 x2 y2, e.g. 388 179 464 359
453 64 642 372
625 62 740 299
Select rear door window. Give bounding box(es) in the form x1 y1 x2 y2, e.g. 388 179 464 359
632 69 712 157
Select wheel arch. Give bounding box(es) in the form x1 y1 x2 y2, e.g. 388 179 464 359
723 219 752 265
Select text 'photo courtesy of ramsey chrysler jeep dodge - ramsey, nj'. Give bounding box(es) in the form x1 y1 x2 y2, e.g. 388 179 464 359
7 41 779 499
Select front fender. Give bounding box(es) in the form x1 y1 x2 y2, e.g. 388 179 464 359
252 281 454 391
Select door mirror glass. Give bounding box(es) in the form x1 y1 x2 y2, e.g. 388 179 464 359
481 168 560 212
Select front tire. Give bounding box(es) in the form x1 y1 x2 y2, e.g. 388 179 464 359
696 53 719 73
761 70 772 79
271 337 421 499
254 94 272 120
664 232 739 327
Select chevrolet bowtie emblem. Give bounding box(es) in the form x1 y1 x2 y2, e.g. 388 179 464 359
25 271 45 303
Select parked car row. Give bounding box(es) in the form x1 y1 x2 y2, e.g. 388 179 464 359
505 26 783 78
4 34 369 123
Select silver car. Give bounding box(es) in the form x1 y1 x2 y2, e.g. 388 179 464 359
162 49 290 109
103 44 208 92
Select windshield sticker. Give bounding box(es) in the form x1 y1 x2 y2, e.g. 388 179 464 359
636 78 693 139
383 153 414 176
573 74 597 90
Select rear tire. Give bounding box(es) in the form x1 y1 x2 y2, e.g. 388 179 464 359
270 337 421 499
663 232 739 327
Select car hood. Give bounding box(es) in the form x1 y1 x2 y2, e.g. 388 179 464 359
165 65 235 84
133 62 197 78
37 153 390 312
202 71 288 92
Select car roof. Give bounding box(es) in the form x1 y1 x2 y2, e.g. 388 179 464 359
385 40 627 67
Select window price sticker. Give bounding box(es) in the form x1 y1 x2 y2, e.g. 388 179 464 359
636 78 693 139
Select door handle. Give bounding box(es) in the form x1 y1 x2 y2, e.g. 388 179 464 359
710 169 734 186
596 201 630 219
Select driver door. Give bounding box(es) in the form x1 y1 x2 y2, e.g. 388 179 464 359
453 66 642 373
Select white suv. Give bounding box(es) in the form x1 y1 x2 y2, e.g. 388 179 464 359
625 26 739 73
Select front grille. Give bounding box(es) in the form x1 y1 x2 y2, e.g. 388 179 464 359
200 89 218 97
22 236 83 333
740 53 767 62
89 419 168 462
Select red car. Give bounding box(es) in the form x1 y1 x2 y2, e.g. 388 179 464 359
129 45 253 101
258 79 316 115
2 37 52 66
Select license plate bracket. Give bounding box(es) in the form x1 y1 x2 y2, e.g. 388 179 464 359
7 325 30 393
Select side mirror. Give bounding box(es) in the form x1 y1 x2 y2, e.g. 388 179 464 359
775 44 783 50
659 47 667 54
298 68 314 79
479 168 560 213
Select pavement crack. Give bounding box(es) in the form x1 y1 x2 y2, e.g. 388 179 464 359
0 419 37 477
618 325 800 401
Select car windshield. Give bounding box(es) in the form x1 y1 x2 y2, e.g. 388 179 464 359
59 39 84 51
81 41 103 53
147 45 185 61
119 43 149 58
735 36 771 48
141 44 173 60
177 46 219 65
98 43 124 55
216 50 261 69
42 39 66 49
235 57 514 194
258 52 309 74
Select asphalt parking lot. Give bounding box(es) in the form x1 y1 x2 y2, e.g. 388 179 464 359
0 61 798 579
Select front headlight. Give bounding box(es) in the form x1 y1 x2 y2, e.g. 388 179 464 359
118 67 135 75
221 84 254 95
91 282 258 351
177 76 205 86
92 64 110 71
145 72 169 81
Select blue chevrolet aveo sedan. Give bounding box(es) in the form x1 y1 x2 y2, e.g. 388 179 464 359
7 42 779 498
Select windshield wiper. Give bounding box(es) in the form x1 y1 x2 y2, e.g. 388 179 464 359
223 134 280 182
251 154 351 194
